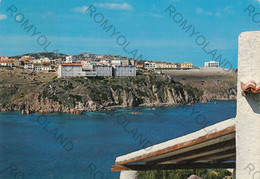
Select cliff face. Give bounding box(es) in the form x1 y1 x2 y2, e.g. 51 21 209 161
163 71 237 102
201 88 236 101
0 69 201 114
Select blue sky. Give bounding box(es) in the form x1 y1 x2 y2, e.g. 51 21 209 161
0 0 259 67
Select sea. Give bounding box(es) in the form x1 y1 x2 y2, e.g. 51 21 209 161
0 100 236 179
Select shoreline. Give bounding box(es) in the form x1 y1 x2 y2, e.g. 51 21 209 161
0 99 236 115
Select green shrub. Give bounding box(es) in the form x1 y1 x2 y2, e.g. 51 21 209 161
138 169 232 179
69 94 82 102
118 94 123 104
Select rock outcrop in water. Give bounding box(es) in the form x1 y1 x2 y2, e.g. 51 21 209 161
0 69 201 114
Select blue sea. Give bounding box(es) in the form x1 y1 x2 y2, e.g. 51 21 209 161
0 101 236 179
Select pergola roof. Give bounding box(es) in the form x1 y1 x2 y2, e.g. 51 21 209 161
112 118 236 172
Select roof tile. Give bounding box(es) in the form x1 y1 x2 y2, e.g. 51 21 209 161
241 81 260 93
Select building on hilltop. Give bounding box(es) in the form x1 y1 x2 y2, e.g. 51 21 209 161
13 59 20 67
107 58 134 67
40 57 50 63
135 64 144 69
166 63 177 69
204 61 219 67
111 58 122 67
58 63 113 77
0 61 13 67
58 62 136 78
121 59 130 66
144 62 156 69
181 62 193 68
32 59 41 64
155 62 167 69
98 59 111 66
33 63 42 71
144 61 179 69
42 66 52 72
95 55 104 59
24 60 34 70
65 56 74 63
95 65 113 76
114 66 136 76
21 56 35 60
58 63 83 78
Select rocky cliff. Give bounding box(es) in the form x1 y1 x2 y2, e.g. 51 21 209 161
0 68 201 114
163 71 237 102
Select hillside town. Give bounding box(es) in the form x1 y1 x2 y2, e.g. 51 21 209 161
0 53 221 77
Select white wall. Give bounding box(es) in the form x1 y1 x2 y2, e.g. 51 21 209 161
236 31 260 179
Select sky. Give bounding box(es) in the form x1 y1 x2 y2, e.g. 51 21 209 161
0 0 259 67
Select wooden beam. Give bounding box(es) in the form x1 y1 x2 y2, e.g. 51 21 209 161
115 126 235 165
111 163 235 172
147 138 235 164
177 148 236 164
211 155 236 163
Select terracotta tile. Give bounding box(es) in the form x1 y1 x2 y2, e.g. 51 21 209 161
241 81 260 93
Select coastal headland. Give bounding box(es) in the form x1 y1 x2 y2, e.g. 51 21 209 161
0 67 236 115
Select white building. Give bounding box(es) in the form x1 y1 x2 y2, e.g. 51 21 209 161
21 56 35 60
58 63 113 78
121 59 130 66
95 55 104 59
204 61 219 67
58 64 83 78
24 62 34 70
166 63 177 69
0 61 13 67
42 66 51 72
99 59 110 66
65 56 73 63
58 63 136 78
81 61 93 71
34 64 42 71
40 58 50 63
95 66 112 76
114 66 136 76
111 59 122 66
144 62 156 69
82 53 90 58
32 59 41 64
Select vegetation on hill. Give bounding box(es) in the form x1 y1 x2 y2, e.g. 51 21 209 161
10 52 67 59
138 169 233 179
0 68 202 114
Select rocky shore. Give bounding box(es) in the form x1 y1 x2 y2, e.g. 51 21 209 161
0 68 203 114
0 68 237 115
